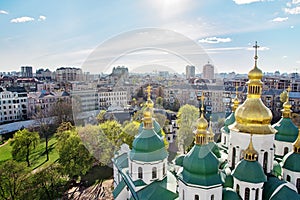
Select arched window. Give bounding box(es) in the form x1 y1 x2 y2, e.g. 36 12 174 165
152 167 157 179
138 167 143 179
211 194 214 200
130 163 132 176
255 188 259 200
182 190 185 200
195 195 199 200
245 187 250 200
236 184 240 195
232 147 236 168
163 163 166 176
287 174 291 182
296 178 300 193
263 152 268 173
284 147 289 155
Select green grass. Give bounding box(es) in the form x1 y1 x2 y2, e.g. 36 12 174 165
29 137 59 170
0 141 13 164
0 136 59 170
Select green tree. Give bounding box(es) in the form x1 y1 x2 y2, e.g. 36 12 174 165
156 97 164 108
56 130 93 177
11 129 40 167
33 106 53 162
99 120 124 147
50 98 74 125
26 164 68 200
122 121 140 148
0 160 28 200
78 125 114 165
176 104 199 153
96 110 107 124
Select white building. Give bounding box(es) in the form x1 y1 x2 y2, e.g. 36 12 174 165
0 88 28 124
98 91 128 109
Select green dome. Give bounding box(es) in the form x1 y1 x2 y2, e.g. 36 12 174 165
270 186 300 200
222 188 241 200
232 160 267 183
208 142 221 158
273 118 298 142
263 176 286 200
282 152 300 172
139 120 162 137
175 155 185 166
223 112 235 133
130 128 167 162
180 144 222 186
272 161 282 178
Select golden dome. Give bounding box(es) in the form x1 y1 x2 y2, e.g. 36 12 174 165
231 42 276 135
195 95 209 145
233 98 275 134
293 129 300 153
248 66 263 80
244 135 258 161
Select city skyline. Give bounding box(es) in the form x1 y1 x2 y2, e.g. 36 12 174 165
0 0 300 74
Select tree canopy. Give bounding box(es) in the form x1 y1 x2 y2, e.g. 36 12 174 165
10 129 40 167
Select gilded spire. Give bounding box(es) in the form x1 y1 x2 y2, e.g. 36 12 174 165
146 85 154 109
208 116 215 142
282 87 292 118
195 94 209 145
244 134 258 161
143 85 153 129
253 41 259 68
293 128 300 153
232 86 239 111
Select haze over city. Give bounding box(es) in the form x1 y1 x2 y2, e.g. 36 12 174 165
1 0 300 74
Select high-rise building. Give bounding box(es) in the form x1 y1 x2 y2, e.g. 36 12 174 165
186 65 195 79
21 66 33 78
55 67 83 82
203 62 214 79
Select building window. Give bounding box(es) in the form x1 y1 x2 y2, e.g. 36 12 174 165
138 167 143 179
182 190 185 200
224 136 226 145
211 194 214 200
236 184 240 195
163 163 166 176
296 178 300 193
152 167 157 179
284 147 289 155
195 195 199 200
245 187 250 200
263 152 268 173
232 147 236 168
287 174 291 182
255 188 259 200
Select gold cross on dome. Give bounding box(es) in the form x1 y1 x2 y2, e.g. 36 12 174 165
253 41 260 66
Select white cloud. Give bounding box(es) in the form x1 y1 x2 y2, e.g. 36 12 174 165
38 15 46 21
292 0 300 4
10 16 34 23
271 17 288 22
198 37 232 44
233 0 262 5
0 10 8 14
285 6 300 14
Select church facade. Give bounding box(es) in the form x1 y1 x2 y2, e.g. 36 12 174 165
112 44 300 200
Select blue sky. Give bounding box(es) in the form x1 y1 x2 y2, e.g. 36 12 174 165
0 0 299 74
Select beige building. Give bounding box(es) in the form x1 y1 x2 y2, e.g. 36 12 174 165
202 63 214 80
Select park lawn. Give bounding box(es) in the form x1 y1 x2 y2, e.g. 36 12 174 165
29 136 59 170
0 136 59 170
0 141 13 164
